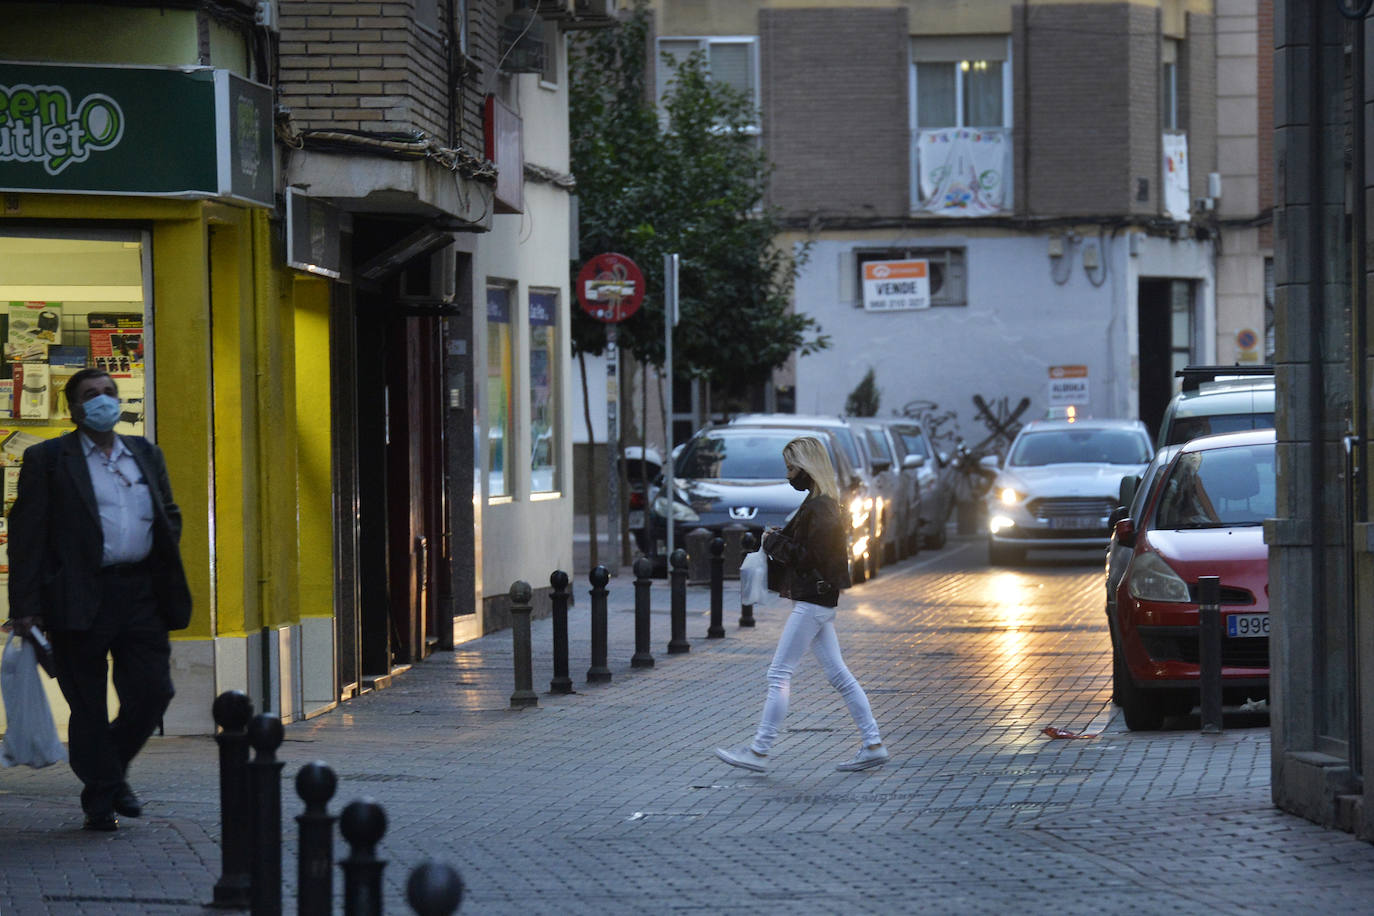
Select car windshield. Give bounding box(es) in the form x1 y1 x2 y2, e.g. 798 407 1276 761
1165 412 1275 446
1154 443 1276 529
892 427 929 458
1008 429 1151 466
828 427 862 469
674 432 794 480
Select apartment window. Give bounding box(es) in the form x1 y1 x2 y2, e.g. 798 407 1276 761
486 284 515 499
1162 39 1179 131
540 25 560 86
911 36 1009 128
856 248 967 308
656 36 759 128
529 290 559 494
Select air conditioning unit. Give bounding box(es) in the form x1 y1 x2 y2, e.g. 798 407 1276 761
499 10 546 73
563 0 619 29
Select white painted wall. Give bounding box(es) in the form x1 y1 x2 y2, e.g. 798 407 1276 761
790 230 1214 453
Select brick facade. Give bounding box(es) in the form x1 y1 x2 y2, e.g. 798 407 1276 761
1184 11 1217 217
760 7 910 220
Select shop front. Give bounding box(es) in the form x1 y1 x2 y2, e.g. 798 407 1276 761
0 60 335 735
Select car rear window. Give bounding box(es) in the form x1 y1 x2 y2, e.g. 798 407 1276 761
1164 412 1275 446
1154 443 1276 528
1008 429 1152 466
891 426 929 458
863 427 893 463
675 432 795 479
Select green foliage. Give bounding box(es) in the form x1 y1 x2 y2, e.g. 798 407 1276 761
568 0 826 397
845 368 881 417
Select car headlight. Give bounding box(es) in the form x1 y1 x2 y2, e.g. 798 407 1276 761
849 496 870 529
999 487 1024 506
1127 552 1191 603
651 495 699 522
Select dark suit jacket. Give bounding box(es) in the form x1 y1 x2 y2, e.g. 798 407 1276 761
8 432 192 632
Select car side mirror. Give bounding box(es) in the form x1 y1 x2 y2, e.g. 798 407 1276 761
1114 517 1136 548
902 454 926 470
1109 505 1129 528
938 451 949 467
871 457 892 472
979 454 1001 471
1118 475 1140 509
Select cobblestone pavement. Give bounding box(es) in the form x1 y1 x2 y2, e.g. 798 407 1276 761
5 535 1374 914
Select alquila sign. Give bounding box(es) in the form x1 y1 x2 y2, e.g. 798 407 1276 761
0 62 273 206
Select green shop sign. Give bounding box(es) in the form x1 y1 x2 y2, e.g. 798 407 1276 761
0 62 273 206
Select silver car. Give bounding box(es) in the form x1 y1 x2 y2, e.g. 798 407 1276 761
849 419 923 562
985 418 1154 565
883 420 957 550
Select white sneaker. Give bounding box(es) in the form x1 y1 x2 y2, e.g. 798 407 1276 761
714 744 768 772
836 744 889 772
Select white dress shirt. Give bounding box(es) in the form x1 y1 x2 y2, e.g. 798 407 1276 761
80 433 154 566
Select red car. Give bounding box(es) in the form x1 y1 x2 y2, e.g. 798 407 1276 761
1109 428 1274 730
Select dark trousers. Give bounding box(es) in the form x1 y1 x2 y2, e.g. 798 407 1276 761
50 568 174 815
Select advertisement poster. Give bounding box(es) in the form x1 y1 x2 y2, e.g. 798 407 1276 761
87 313 144 373
7 301 61 362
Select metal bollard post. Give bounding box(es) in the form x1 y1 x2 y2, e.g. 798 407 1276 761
211 690 254 909
631 556 655 668
739 532 757 628
667 548 691 654
707 536 726 638
407 861 465 916
340 799 387 916
549 570 573 694
248 713 285 916
295 762 338 916
1198 575 1223 735
586 566 613 683
509 580 538 709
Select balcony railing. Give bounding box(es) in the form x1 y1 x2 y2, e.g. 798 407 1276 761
912 126 1013 216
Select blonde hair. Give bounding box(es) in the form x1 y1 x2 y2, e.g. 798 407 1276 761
782 436 839 502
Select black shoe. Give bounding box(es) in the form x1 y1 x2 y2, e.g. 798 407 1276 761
83 812 118 832
113 784 142 818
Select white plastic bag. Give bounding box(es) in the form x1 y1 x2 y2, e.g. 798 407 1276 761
740 549 767 606
1 633 67 768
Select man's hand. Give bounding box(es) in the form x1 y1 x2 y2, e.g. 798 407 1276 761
3 616 41 636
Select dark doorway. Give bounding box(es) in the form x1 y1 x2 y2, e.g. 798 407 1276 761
1137 278 1174 439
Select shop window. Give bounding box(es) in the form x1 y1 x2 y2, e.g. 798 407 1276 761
486 283 514 499
0 231 150 515
528 290 559 494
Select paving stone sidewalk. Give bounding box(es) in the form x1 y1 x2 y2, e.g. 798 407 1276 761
4 537 1374 914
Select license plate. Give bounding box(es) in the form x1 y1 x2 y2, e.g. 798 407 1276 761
1226 614 1270 638
1047 517 1100 530
628 510 644 529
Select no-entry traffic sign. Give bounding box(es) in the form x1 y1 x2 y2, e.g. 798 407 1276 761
577 253 645 323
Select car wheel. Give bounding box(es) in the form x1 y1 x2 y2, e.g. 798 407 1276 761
988 540 1023 566
1114 650 1165 731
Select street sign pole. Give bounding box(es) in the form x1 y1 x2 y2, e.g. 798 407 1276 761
664 253 679 563
606 325 619 569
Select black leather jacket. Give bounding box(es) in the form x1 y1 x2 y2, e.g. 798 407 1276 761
761 493 852 608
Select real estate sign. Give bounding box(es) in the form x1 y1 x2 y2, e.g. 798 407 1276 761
862 259 930 311
1048 365 1090 407
0 63 273 206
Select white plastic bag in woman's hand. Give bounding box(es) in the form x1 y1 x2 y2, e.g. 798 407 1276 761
739 549 767 606
0 634 67 768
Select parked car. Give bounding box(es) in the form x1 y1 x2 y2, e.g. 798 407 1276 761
984 418 1154 565
1108 428 1275 730
849 419 923 562
638 424 873 584
622 445 664 538
728 414 886 579
1155 365 1274 449
1105 443 1185 624
883 419 957 549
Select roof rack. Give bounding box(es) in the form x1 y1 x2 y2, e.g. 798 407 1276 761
1176 364 1274 392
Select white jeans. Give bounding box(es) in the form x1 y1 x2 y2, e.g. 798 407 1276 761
751 601 882 754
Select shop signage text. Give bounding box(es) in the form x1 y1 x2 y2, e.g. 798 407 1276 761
0 84 124 176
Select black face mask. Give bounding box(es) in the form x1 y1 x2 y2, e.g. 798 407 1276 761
788 469 812 492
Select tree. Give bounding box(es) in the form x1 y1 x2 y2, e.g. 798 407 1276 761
568 1 826 404
845 368 881 417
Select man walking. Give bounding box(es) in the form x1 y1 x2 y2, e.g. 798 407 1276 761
6 368 191 831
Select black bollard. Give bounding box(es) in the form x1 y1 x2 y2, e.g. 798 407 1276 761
406 861 465 916
340 799 387 916
586 565 612 683
667 548 691 654
631 556 655 668
211 690 254 909
248 713 285 916
549 570 573 694
509 580 538 709
739 532 757 628
707 536 726 638
1198 575 1223 735
295 762 338 916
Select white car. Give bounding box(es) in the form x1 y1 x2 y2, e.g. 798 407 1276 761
985 418 1154 565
